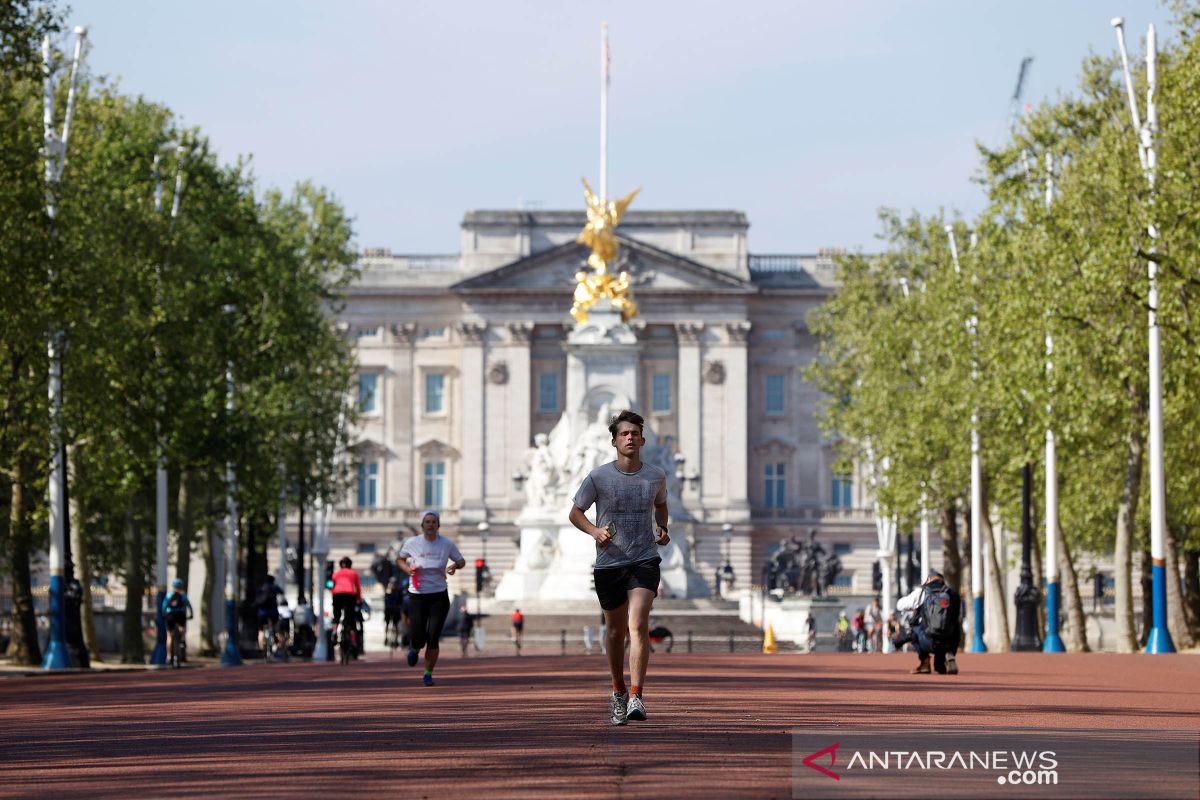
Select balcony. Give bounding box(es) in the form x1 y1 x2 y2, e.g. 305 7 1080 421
751 506 872 523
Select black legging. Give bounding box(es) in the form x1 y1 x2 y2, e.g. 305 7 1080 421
332 593 358 633
408 591 450 651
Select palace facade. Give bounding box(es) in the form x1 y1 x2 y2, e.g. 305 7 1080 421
324 209 891 598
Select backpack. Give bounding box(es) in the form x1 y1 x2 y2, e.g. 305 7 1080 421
166 592 185 612
921 582 956 641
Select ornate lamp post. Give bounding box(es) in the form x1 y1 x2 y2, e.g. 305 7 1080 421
721 523 735 597
1011 464 1043 650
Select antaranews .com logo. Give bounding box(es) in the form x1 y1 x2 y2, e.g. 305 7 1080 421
791 728 1198 799
801 741 1059 786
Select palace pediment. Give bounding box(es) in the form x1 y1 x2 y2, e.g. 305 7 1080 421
450 234 756 296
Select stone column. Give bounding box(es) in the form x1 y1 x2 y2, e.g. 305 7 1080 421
457 322 488 520
674 322 704 504
724 322 752 519
390 323 418 509
483 323 532 509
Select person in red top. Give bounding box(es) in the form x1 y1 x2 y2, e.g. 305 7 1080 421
330 557 362 649
510 609 525 654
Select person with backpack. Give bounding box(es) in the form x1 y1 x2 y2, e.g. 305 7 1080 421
161 579 193 667
896 570 961 675
254 575 285 655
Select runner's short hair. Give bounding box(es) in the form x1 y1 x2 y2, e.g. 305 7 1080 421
608 410 645 438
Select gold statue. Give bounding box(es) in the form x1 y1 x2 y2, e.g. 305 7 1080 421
572 178 641 323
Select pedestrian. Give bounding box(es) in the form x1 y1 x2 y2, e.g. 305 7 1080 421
399 510 466 686
851 610 866 653
896 570 961 675
568 409 671 726
835 610 851 651
583 624 594 655
510 608 525 654
459 604 474 658
864 596 883 653
804 613 817 652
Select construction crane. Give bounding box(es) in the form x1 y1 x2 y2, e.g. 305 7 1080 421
1008 56 1034 135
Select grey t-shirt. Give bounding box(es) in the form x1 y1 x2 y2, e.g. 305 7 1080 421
572 461 668 569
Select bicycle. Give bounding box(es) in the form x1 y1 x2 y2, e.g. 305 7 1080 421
168 619 187 668
338 616 358 665
260 617 278 663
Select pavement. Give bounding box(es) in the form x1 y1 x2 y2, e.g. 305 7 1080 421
1 651 1198 799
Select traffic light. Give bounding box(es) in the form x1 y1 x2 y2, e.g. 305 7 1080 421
871 560 883 593
325 561 335 590
475 559 486 593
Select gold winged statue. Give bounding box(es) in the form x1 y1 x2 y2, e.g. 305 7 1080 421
571 178 641 324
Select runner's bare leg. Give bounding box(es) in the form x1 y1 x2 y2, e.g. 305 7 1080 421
604 603 629 690
627 587 655 690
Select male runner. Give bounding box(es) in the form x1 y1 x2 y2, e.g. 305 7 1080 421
569 410 670 726
399 510 466 686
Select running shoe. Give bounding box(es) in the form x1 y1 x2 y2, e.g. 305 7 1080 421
627 694 647 721
423 672 435 687
610 691 628 726
406 647 419 667
945 654 959 675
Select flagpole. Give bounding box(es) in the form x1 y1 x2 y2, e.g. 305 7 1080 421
600 21 609 201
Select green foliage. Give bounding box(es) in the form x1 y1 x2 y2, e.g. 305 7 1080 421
0 3 358 593
809 15 1200 555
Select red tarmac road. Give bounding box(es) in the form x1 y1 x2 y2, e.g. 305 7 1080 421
1 651 1198 799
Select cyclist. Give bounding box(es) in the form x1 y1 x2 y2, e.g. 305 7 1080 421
254 575 285 657
277 597 294 656
161 579 193 667
330 557 363 654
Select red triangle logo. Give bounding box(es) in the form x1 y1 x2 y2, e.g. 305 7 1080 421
802 742 841 780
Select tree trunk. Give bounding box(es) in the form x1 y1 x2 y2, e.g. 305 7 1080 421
175 470 194 591
1164 526 1195 648
199 486 218 656
7 459 43 666
1113 426 1142 652
980 479 1010 652
121 509 146 663
67 450 101 661
1139 549 1153 648
1185 549 1200 636
1057 519 1090 652
940 504 963 597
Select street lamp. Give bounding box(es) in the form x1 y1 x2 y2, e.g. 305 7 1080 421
40 26 87 672
476 520 490 616
1112 17 1174 654
721 524 735 596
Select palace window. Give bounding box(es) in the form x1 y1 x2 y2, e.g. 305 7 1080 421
423 461 445 507
538 373 559 413
765 374 786 414
831 475 853 508
425 373 445 414
651 372 672 413
764 462 786 508
356 462 378 508
357 373 378 413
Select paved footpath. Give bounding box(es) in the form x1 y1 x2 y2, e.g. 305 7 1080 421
1 652 1198 799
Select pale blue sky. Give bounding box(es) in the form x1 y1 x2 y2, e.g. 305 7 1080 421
65 1 1175 254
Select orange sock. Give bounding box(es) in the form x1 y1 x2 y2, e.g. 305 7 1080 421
631 685 641 697
613 679 627 694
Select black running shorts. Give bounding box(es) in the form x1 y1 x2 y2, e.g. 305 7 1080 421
594 557 661 611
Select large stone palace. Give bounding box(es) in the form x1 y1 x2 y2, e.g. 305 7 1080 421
316 208 898 600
